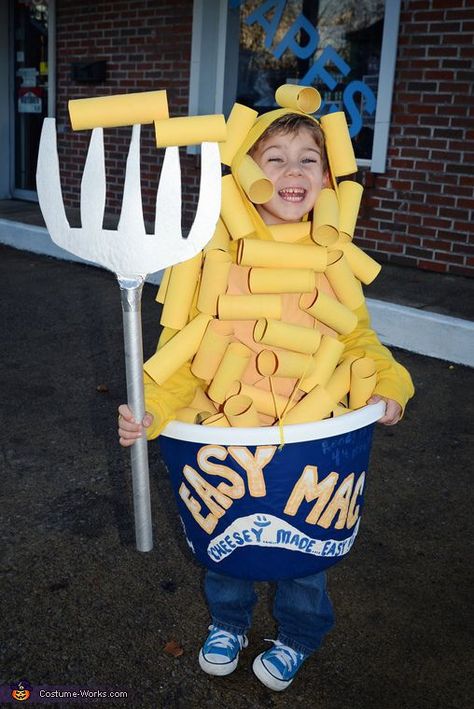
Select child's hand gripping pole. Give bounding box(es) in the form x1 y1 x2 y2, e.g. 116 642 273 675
36 94 224 551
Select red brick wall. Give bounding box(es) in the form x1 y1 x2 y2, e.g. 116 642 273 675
55 0 474 275
357 0 474 276
55 0 200 228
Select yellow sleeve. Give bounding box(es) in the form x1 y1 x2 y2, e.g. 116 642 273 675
339 302 414 414
143 325 205 440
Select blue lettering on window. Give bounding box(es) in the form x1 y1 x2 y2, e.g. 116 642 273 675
272 14 319 60
343 81 377 137
245 0 286 50
300 46 351 90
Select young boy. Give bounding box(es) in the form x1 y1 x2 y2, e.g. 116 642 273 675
118 110 414 691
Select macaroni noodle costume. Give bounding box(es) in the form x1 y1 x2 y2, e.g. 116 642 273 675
143 96 414 438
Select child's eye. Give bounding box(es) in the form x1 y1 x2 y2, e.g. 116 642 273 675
268 157 283 163
302 157 317 164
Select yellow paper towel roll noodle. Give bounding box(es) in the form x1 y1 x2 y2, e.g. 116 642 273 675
284 385 335 424
220 103 258 166
334 241 381 285
207 342 252 404
68 90 169 130
155 114 227 147
236 155 274 204
223 395 260 428
144 313 212 385
204 218 230 253
312 188 340 246
300 289 357 335
248 267 315 294
155 266 171 304
320 112 357 178
338 180 363 239
254 318 321 354
325 250 364 310
191 319 233 381
299 335 345 392
221 175 256 240
237 238 326 272
197 250 232 314
217 294 282 321
349 357 377 409
160 252 202 329
275 84 322 114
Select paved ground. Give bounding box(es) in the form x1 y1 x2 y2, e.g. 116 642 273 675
1 245 473 708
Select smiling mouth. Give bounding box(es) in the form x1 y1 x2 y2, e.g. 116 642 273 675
278 187 306 202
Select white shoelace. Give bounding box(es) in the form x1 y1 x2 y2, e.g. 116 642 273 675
264 639 302 671
207 626 244 651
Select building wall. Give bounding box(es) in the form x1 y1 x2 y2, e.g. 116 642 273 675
358 0 473 276
55 0 199 228
55 0 474 275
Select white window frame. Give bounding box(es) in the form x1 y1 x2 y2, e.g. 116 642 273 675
189 0 400 173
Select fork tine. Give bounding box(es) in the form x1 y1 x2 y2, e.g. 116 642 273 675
185 141 222 257
36 118 70 241
80 128 106 231
118 124 146 235
154 145 182 238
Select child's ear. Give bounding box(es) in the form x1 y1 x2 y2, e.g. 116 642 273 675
322 171 330 188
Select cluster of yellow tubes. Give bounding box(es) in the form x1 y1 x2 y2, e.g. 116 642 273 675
143 85 382 429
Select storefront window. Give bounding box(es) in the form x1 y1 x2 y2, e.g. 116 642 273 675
13 0 49 193
232 0 384 160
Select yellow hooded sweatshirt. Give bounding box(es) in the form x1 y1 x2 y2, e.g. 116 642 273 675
143 108 414 439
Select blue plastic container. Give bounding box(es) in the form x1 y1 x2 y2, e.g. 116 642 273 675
159 401 384 580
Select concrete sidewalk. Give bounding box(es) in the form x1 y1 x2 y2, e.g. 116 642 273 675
1 245 472 709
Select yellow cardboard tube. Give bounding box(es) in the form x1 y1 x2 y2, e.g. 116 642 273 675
220 103 259 166
68 90 169 130
221 175 256 240
190 387 218 414
160 252 202 329
237 238 326 272
248 267 316 294
154 114 227 147
197 250 233 315
191 319 233 381
223 395 260 428
217 294 282 321
349 357 377 409
229 381 288 418
320 112 357 177
254 318 321 354
338 180 363 238
236 155 274 204
268 221 311 242
207 342 252 404
201 412 230 427
256 349 313 379
325 250 364 310
284 385 335 424
144 313 212 385
325 354 363 403
335 241 381 285
204 218 230 253
299 335 345 392
275 84 322 114
175 407 214 424
300 289 357 335
155 266 171 304
312 188 340 246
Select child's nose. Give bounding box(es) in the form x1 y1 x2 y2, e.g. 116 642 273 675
286 161 302 176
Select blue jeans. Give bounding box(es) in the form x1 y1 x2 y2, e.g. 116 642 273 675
204 569 334 656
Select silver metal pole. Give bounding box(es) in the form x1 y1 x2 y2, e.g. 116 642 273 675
118 276 153 552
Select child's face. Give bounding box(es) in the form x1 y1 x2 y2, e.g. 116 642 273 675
251 127 328 225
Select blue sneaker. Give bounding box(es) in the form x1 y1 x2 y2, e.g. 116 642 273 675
199 625 248 676
252 639 307 691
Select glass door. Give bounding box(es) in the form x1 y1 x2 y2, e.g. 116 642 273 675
13 0 49 198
